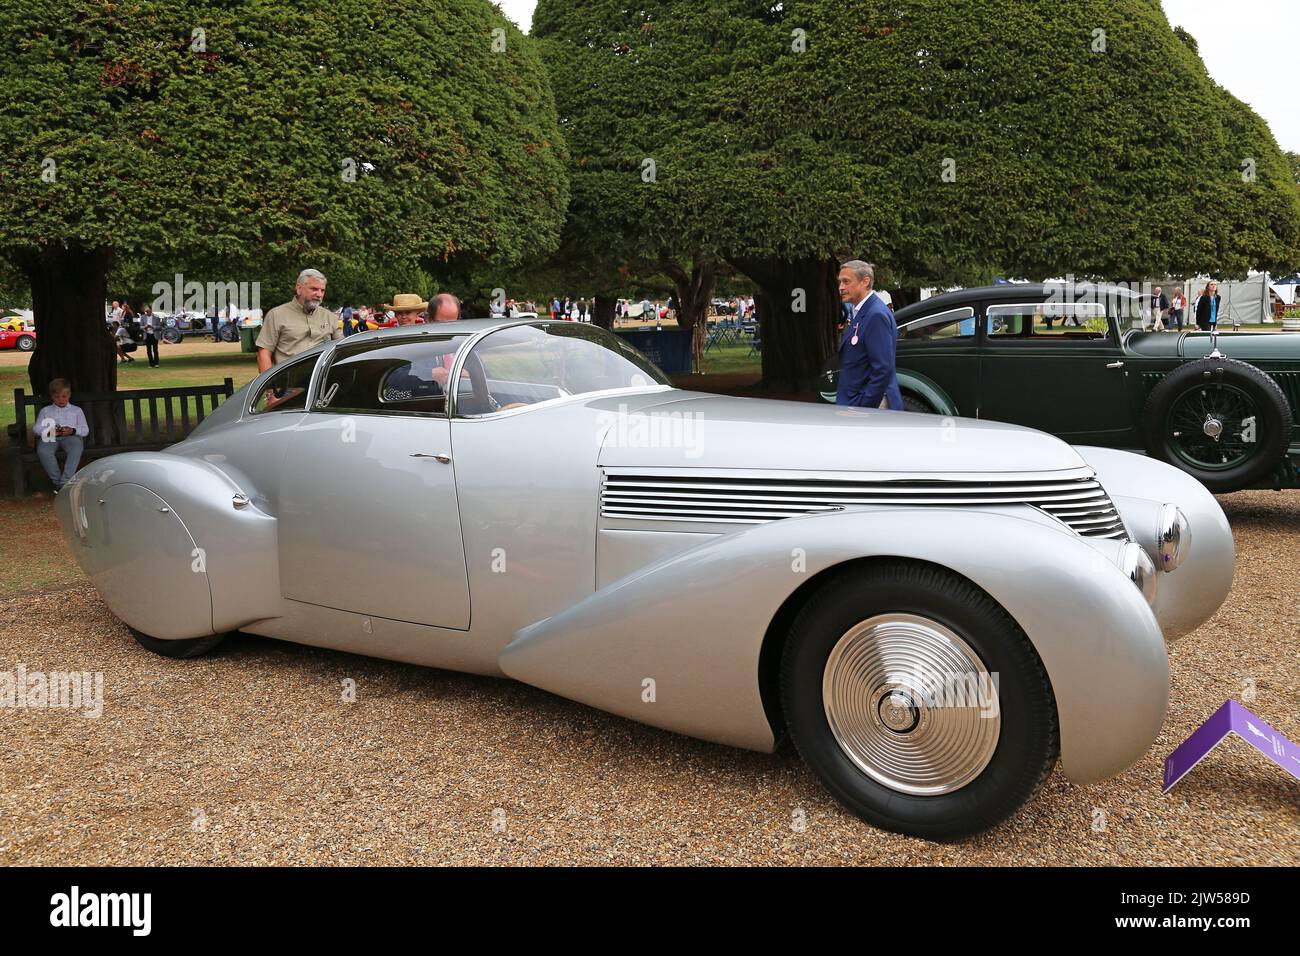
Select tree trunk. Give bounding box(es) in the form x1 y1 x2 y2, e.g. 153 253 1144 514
593 294 616 330
20 245 116 400
730 256 839 392
891 286 923 311
662 255 718 373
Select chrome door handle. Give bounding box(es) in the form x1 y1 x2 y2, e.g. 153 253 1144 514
1106 361 1125 369
411 453 452 463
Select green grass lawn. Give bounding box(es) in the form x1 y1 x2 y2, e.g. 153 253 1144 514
2 342 261 427
697 339 762 376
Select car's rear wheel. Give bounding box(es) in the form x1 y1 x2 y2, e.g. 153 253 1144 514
1141 358 1292 493
16 334 35 351
162 328 183 345
130 627 226 659
781 560 1058 841
902 395 933 415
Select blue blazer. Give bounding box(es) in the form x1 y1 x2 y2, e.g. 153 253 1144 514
836 294 903 410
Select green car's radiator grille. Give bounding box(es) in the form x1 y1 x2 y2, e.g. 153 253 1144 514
601 472 1129 539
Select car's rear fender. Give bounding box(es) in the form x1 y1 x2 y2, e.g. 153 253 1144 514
500 507 1168 784
57 451 280 637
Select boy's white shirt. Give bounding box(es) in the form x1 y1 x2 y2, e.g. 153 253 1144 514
35 403 89 438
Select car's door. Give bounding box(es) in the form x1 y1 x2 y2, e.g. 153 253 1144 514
896 305 980 414
977 301 1135 442
277 335 472 629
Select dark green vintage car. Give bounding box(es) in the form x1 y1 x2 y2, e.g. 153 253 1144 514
819 283 1299 492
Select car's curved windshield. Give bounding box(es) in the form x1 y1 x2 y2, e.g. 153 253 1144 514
455 322 671 415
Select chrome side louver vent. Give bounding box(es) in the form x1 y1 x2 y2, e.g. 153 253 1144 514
600 470 1128 538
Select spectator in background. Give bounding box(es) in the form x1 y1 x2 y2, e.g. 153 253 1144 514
340 304 356 336
835 259 902 411
255 268 341 371
1169 289 1186 331
33 378 89 494
431 293 460 323
120 302 139 339
143 321 160 367
385 293 427 326
1194 281 1221 331
1150 286 1170 331
114 321 138 363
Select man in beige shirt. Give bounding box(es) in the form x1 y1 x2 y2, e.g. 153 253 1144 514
255 268 342 371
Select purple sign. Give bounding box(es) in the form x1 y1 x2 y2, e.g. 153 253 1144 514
1163 699 1300 793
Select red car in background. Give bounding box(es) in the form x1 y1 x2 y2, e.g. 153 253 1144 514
0 325 35 352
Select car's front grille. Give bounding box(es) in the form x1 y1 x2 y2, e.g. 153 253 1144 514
600 471 1128 538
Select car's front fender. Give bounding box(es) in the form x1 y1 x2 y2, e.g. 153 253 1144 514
1074 445 1235 639
500 507 1167 785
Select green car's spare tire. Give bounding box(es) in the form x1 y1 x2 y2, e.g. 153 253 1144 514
1141 357 1292 493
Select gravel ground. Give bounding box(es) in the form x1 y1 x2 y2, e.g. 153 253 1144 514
1 492 1297 865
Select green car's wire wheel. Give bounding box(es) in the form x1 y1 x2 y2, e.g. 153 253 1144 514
1142 358 1292 493
781 560 1058 842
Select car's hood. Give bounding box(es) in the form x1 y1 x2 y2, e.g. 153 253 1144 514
596 392 1088 474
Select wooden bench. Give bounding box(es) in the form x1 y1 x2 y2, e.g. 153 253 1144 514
8 378 235 495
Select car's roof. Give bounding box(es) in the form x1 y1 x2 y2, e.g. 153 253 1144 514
341 316 567 345
894 283 1143 322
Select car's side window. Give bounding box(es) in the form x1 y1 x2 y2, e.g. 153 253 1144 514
249 356 317 414
314 336 467 417
454 323 670 417
986 303 1111 341
899 306 976 341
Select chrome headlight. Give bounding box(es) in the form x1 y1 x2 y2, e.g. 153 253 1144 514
1156 504 1190 572
1122 542 1159 604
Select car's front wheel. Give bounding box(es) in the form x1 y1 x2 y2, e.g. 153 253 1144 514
781 560 1058 841
130 627 227 659
16 334 35 351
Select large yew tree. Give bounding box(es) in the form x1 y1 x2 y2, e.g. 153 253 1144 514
0 0 568 395
534 0 1300 390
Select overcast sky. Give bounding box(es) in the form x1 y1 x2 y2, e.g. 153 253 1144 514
496 0 1298 152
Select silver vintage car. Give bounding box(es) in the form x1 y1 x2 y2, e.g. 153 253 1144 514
55 319 1236 840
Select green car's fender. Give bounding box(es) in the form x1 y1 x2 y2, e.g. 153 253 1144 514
816 363 959 416
897 369 960 415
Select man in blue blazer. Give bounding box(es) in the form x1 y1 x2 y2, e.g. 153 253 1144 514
835 259 903 410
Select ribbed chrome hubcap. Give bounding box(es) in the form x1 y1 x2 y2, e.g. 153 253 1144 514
822 613 1001 795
